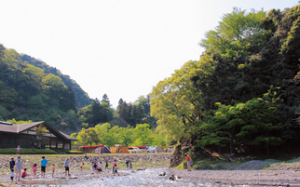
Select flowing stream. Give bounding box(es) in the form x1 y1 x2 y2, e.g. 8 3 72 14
61 168 249 187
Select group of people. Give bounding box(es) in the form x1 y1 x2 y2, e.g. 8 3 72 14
90 159 119 175
9 157 26 183
8 156 71 184
91 160 105 172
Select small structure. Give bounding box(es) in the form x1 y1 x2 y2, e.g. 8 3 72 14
127 146 149 153
110 144 128 153
81 145 103 153
102 146 111 153
150 146 163 153
0 121 77 150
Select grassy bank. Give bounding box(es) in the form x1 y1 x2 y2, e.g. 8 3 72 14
175 157 300 171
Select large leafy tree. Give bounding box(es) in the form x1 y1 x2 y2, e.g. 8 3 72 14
151 6 300 158
200 88 282 155
150 61 204 144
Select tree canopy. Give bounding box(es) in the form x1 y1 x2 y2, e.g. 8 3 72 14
150 5 300 156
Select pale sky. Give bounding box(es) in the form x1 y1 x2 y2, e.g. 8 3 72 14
0 0 297 108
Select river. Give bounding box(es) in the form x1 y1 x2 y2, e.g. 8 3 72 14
60 168 250 187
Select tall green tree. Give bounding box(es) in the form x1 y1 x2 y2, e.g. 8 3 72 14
150 61 204 144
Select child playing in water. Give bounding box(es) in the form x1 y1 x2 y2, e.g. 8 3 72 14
100 161 103 171
112 160 116 173
80 163 84 172
114 164 119 176
10 169 14 184
21 168 29 178
52 164 55 178
32 163 37 178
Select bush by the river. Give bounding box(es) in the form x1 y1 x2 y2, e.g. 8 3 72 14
66 150 83 154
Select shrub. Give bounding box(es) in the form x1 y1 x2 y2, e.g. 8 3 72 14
66 150 83 154
175 160 187 169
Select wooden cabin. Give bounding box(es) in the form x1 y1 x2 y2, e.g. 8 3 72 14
0 121 77 150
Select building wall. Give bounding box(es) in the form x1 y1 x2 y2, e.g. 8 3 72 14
0 133 18 148
0 133 71 150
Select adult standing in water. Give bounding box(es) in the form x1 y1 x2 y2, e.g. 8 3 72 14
64 158 70 176
41 156 48 177
185 154 192 171
15 156 23 182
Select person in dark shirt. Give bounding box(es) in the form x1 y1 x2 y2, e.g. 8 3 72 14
9 158 15 170
126 160 129 168
105 160 108 169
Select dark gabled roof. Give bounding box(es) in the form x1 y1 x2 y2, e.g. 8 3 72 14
17 121 45 132
59 131 77 141
0 121 77 141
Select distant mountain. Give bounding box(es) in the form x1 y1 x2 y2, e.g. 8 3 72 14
21 54 92 108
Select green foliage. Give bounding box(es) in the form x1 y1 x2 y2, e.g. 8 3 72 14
7 119 33 124
77 127 100 145
199 88 283 154
117 101 147 127
175 160 187 169
79 98 113 127
21 54 92 108
150 61 204 144
75 122 167 147
66 150 83 154
0 44 80 132
151 5 300 157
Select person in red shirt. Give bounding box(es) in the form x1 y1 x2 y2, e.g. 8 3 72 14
185 154 192 171
52 164 55 178
21 168 29 178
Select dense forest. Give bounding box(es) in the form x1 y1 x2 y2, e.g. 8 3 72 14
0 45 154 134
150 5 300 159
21 55 93 108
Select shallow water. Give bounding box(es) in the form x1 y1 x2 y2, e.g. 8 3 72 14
15 168 253 187
61 168 250 187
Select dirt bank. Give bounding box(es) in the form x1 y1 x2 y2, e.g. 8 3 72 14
169 168 300 186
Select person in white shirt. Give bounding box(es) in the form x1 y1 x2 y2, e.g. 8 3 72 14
10 169 14 184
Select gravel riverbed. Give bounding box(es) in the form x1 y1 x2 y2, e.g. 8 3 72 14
1 154 300 186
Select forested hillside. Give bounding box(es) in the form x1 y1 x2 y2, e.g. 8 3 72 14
150 5 300 159
21 54 92 108
0 44 154 136
0 44 83 131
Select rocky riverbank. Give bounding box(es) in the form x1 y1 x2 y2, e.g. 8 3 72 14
1 154 300 186
0 153 172 186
